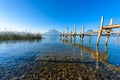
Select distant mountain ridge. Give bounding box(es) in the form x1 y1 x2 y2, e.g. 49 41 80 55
85 29 93 33
43 29 61 36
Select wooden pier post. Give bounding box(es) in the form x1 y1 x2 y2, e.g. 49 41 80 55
74 24 76 37
105 32 110 45
63 31 65 39
67 27 69 36
104 45 108 53
82 26 84 34
81 26 84 41
105 19 113 45
74 24 76 35
82 26 84 35
96 16 104 45
79 32 81 38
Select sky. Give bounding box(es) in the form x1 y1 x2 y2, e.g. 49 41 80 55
0 0 120 33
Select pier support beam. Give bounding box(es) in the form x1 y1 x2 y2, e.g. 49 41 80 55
81 26 84 41
105 19 113 45
105 32 110 45
79 32 81 39
96 16 104 45
74 24 76 34
74 24 76 37
63 31 65 40
104 45 108 53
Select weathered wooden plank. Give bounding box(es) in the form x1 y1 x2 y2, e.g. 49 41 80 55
103 24 120 29
94 29 113 33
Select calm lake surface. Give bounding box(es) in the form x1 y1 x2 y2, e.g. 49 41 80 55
0 35 120 80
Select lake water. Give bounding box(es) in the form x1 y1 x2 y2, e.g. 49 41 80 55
0 35 120 79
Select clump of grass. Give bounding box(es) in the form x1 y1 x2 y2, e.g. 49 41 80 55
0 31 42 41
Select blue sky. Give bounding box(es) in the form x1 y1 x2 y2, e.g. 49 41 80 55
0 0 120 33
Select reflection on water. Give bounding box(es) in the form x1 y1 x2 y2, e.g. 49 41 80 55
116 37 119 44
0 36 120 79
62 37 108 64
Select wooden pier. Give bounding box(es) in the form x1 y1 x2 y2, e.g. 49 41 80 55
60 16 120 46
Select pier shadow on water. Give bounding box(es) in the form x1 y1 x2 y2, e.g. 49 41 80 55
0 36 120 79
